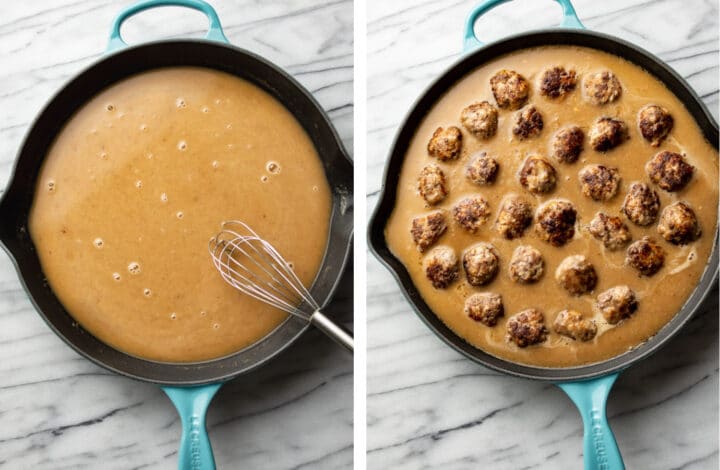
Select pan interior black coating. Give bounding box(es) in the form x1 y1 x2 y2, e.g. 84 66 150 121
369 30 718 382
0 40 353 385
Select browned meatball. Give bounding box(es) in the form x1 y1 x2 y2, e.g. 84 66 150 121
638 104 673 147
626 236 665 276
539 66 577 99
411 210 447 252
461 101 499 139
519 155 556 194
490 69 530 110
551 126 584 163
621 182 660 226
509 245 544 283
465 292 504 326
588 212 632 250
596 285 638 324
588 117 628 151
427 126 462 161
466 152 499 185
424 246 459 288
453 196 491 233
657 201 701 245
553 309 597 341
583 71 622 105
496 195 533 239
578 164 620 201
507 309 548 347
646 151 694 192
556 255 598 295
513 105 544 139
463 243 500 286
418 164 447 205
535 200 577 247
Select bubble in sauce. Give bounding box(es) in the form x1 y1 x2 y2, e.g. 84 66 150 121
135 180 143 189
160 192 168 203
266 161 281 174
47 180 56 192
225 124 232 130
212 323 220 330
139 124 148 132
105 103 115 111
170 312 177 320
176 98 186 109
112 272 121 282
128 262 141 275
260 175 269 183
201 106 210 113
200 310 207 317
312 185 319 192
214 98 221 105
178 140 187 151
146 152 154 160
287 261 295 270
93 238 104 249
176 211 184 219
211 160 220 169
143 288 152 297
99 151 108 160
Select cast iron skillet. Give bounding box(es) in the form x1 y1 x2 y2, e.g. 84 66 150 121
0 1 353 469
369 1 718 468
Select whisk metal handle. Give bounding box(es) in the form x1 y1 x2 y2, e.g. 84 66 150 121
310 311 354 353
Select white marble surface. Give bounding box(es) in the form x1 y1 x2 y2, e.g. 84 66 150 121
367 0 718 469
0 1 352 468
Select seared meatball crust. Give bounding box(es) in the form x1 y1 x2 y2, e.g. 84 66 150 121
427 126 462 161
496 195 533 239
553 309 597 341
657 201 701 245
638 104 673 147
626 236 665 276
463 243 500 287
535 200 577 247
513 105 544 140
551 126 584 164
453 196 491 233
519 155 557 194
411 211 447 252
465 292 504 326
588 212 632 250
539 66 577 99
507 309 548 347
490 69 530 110
556 255 598 296
596 285 638 324
589 117 628 152
508 245 544 284
424 246 459 288
646 151 694 192
583 71 622 105
466 152 499 185
418 164 448 206
578 164 620 201
461 101 499 139
622 182 660 226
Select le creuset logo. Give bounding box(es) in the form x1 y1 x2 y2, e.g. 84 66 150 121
591 409 609 469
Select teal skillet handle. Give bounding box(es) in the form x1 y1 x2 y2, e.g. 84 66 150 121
108 0 229 52
162 383 223 470
463 0 585 52
557 373 625 470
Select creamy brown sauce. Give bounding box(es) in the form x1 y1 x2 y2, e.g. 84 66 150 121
386 46 718 367
29 67 331 363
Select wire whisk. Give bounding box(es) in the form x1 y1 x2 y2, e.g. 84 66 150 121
208 221 353 352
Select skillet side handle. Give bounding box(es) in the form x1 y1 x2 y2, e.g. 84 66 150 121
107 0 229 52
162 383 223 470
557 373 625 470
462 0 585 53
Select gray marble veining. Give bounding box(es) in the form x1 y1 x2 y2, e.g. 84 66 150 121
367 0 718 469
0 1 352 468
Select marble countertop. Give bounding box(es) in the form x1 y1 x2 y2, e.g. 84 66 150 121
0 1 352 468
367 0 718 469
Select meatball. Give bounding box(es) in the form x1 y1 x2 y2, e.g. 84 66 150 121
424 246 459 288
621 182 660 226
411 210 447 252
463 243 500 286
427 126 462 161
555 255 598 295
490 69 530 110
519 155 556 194
453 196 491 233
657 201 701 245
508 245 544 283
578 164 620 201
539 66 577 99
553 309 597 341
496 195 533 239
596 285 638 324
588 212 632 250
583 71 622 105
551 126 584 163
507 309 548 347
646 151 694 192
588 117 628 151
535 200 577 247
638 104 673 147
461 101 499 139
513 105 544 139
418 164 447 205
465 292 504 326
466 152 499 185
626 236 665 276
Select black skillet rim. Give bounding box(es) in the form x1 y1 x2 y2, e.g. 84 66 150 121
369 28 719 382
0 38 354 386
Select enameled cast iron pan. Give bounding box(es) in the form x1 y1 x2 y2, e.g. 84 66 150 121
369 1 718 468
0 1 353 468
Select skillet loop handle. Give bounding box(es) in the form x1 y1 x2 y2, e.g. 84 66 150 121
557 373 625 470
162 383 223 470
463 0 585 53
107 0 229 52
